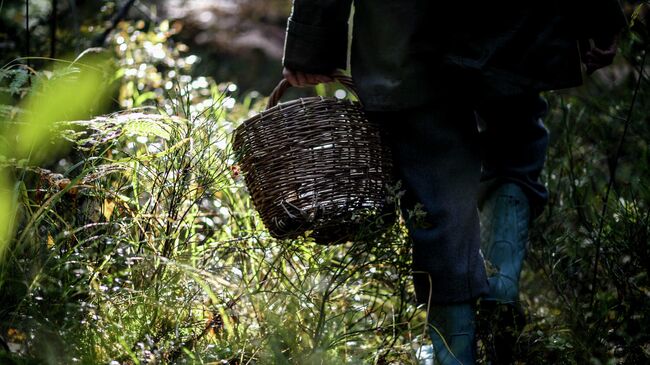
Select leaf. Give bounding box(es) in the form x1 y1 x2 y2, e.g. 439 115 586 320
134 91 157 107
631 3 650 41
0 173 18 261
314 83 326 97
122 118 171 139
14 57 113 162
103 199 116 221
160 20 170 32
9 69 29 95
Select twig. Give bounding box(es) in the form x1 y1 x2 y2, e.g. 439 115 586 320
25 0 30 71
68 0 80 53
133 0 159 24
49 0 57 58
589 50 648 310
93 0 136 47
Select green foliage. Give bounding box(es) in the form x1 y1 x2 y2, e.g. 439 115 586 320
0 53 115 276
0 69 30 96
511 23 650 364
0 85 418 364
0 0 121 66
0 19 422 364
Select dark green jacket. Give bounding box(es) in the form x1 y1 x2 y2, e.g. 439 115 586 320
283 1 626 111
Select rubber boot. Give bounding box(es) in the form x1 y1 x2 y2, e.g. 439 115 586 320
481 183 530 303
427 303 477 365
479 182 530 364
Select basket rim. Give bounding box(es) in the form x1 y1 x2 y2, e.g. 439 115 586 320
238 96 362 131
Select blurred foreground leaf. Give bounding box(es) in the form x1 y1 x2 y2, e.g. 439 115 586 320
0 54 114 265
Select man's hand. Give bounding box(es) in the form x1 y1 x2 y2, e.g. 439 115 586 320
581 34 619 75
283 67 334 87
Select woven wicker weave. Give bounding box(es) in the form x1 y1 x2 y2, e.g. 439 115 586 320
232 74 393 244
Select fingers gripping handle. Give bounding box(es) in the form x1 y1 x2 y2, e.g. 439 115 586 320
266 72 359 110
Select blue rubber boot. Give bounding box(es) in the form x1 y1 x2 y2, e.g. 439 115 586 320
427 303 477 365
480 183 530 303
479 183 530 364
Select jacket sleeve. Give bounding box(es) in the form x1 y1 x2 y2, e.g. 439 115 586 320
282 0 353 74
576 0 627 39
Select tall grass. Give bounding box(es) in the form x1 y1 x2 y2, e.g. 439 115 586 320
0 21 426 364
513 20 650 363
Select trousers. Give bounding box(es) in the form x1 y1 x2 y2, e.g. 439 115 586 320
367 93 549 304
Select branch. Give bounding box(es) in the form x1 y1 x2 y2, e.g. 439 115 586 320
589 49 648 310
92 0 136 47
49 0 57 58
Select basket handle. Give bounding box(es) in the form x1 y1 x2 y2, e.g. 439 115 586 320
266 71 360 110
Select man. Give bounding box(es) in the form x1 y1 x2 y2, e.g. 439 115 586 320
281 1 626 363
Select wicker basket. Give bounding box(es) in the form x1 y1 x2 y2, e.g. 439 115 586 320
232 74 393 244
